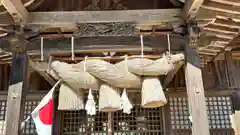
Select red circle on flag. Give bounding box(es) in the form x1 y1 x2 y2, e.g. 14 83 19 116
39 99 53 125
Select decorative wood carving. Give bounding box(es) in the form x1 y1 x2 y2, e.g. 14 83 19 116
110 0 127 10
84 0 101 11
74 22 138 37
84 0 127 11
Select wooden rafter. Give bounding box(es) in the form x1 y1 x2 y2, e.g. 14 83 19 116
28 59 56 86
1 0 29 23
202 1 240 15
210 0 240 6
182 0 205 20
197 8 240 21
213 18 240 29
163 61 184 89
204 24 239 34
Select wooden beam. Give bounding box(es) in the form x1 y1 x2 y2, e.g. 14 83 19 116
204 24 239 34
163 61 184 89
204 29 236 39
1 35 187 53
197 8 240 21
183 0 205 20
1 0 29 23
28 59 56 86
28 9 181 26
184 23 210 135
0 13 14 26
5 50 28 135
213 18 240 29
210 0 240 6
202 1 240 15
0 8 220 26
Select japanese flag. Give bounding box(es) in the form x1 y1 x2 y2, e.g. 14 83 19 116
23 80 61 135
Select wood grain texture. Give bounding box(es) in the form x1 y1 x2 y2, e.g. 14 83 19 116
1 35 187 53
184 23 210 134
1 0 29 23
163 61 184 89
225 51 240 112
183 0 204 20
4 51 29 135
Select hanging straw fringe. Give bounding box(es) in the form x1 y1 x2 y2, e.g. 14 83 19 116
40 37 44 61
167 34 171 55
140 35 144 59
71 37 75 61
84 56 96 115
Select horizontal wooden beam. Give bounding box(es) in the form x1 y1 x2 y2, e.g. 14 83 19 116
28 9 182 26
0 8 223 27
1 35 186 54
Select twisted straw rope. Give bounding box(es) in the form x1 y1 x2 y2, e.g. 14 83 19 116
50 53 184 90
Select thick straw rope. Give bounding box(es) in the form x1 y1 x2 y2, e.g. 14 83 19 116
50 53 184 89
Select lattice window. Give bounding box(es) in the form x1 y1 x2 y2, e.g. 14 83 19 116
23 100 39 134
206 96 232 129
169 97 190 130
62 92 164 135
0 100 39 135
0 101 7 134
62 110 108 135
113 106 164 135
169 95 233 130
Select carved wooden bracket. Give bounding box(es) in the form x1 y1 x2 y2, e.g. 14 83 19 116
188 21 200 48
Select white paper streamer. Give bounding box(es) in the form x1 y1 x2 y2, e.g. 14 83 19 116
85 88 96 115
120 88 133 114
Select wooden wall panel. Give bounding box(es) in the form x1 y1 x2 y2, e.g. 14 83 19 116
0 64 10 91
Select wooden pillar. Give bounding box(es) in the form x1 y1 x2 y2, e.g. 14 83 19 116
184 21 210 135
5 36 28 135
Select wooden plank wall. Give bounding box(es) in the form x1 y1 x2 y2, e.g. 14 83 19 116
0 64 10 91
168 59 235 90
0 64 51 91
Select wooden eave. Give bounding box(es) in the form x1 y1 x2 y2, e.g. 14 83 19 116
196 0 240 66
